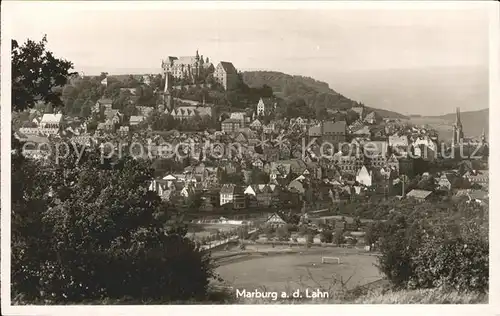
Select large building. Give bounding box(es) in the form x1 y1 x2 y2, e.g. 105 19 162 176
170 106 212 120
308 120 347 143
214 61 240 90
220 184 245 209
161 51 238 90
221 118 243 133
161 50 214 84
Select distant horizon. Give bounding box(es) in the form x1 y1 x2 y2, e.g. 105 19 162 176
6 2 490 116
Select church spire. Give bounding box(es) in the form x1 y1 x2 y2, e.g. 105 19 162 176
455 107 462 127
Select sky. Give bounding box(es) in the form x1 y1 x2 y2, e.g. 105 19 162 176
4 1 492 115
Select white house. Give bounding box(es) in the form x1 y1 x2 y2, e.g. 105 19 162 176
413 137 438 161
39 113 63 129
256 97 275 116
388 135 409 148
266 213 286 227
356 166 373 187
129 115 145 126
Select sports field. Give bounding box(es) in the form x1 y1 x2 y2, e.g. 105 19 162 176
216 247 382 292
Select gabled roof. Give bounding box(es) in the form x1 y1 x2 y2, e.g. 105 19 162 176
130 115 145 123
323 121 347 134
258 97 275 107
364 111 382 122
222 118 243 124
163 174 177 180
406 189 433 199
266 213 286 224
356 165 371 177
308 124 322 136
352 126 370 135
40 113 63 123
174 56 197 65
220 184 236 194
230 112 246 120
250 119 262 127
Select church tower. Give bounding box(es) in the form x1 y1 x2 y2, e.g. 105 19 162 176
195 49 201 80
162 73 173 111
480 128 486 145
452 107 464 147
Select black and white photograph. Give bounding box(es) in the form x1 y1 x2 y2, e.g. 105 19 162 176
1 1 498 314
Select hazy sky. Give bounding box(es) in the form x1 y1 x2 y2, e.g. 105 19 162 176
4 2 492 115
6 2 489 75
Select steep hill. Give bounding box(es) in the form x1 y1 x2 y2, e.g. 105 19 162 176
242 71 408 119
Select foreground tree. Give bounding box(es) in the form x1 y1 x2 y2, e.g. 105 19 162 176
12 147 216 302
11 37 217 303
12 35 75 112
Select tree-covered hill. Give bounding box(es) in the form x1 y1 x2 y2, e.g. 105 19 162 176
242 71 408 119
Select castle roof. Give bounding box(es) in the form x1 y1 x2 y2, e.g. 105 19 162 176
218 61 237 74
174 56 198 65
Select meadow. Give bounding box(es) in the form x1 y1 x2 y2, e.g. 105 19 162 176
215 246 381 294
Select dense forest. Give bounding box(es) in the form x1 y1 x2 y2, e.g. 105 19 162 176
58 73 163 117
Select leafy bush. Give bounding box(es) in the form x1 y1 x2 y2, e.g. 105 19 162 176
263 225 275 239
409 231 488 292
249 231 259 242
376 203 489 293
305 233 314 245
319 230 333 243
298 225 308 236
333 229 345 245
275 226 291 241
237 227 249 240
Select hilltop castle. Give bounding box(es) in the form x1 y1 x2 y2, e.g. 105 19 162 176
161 50 214 84
161 50 240 91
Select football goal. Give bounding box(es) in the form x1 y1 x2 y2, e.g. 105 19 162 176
321 257 341 264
